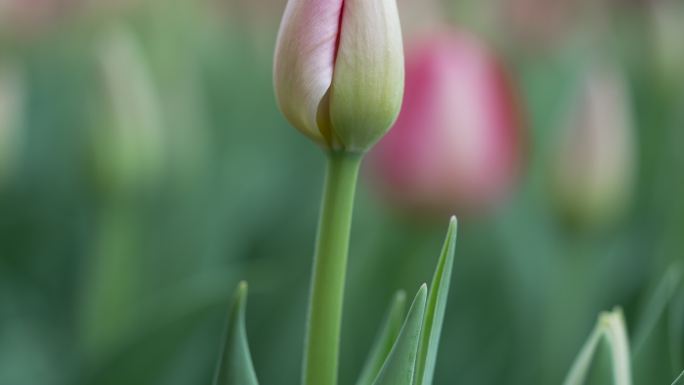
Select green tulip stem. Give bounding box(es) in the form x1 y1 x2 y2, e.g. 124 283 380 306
302 151 363 385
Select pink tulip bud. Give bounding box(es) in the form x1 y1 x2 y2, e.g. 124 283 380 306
550 65 636 229
273 0 404 153
368 30 525 217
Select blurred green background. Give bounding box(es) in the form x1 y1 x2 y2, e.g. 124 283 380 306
0 0 683 384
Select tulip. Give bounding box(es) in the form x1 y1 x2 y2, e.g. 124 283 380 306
274 2 404 385
369 29 525 217
550 65 636 229
273 0 404 153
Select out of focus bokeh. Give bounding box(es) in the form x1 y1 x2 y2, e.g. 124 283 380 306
1 0 683 384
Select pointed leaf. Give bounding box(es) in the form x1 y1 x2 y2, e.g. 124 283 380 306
414 216 458 385
670 290 684 373
213 281 259 385
562 308 632 385
632 264 682 384
633 264 682 354
602 309 632 385
563 324 604 385
356 291 407 385
672 369 684 385
372 284 428 385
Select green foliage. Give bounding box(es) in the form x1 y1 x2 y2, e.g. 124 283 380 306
672 370 684 385
562 308 632 385
356 291 407 385
414 216 458 385
213 282 259 385
371 285 427 385
356 216 458 385
633 264 684 384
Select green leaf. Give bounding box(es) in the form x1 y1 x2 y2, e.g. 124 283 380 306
602 309 632 385
371 284 428 385
562 308 632 385
213 281 259 385
633 264 682 354
563 323 603 385
632 264 683 384
672 369 684 385
356 291 407 385
414 216 458 385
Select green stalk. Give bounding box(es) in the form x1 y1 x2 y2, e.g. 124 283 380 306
302 151 363 385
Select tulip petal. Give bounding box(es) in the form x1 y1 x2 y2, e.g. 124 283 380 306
328 0 404 152
274 0 344 145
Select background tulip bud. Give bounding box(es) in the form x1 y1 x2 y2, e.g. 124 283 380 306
650 1 684 92
90 26 166 195
273 0 404 153
368 30 525 216
549 65 636 229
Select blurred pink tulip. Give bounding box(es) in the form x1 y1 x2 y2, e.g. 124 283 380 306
369 29 525 217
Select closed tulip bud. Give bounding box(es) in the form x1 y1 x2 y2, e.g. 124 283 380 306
273 0 404 153
550 66 636 229
369 30 525 216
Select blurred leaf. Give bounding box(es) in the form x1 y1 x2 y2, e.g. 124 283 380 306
356 290 407 385
371 284 427 385
632 264 683 383
633 264 682 353
212 281 258 385
414 216 458 385
562 308 632 385
80 209 144 356
672 369 684 385
78 289 222 385
670 289 684 373
563 318 603 385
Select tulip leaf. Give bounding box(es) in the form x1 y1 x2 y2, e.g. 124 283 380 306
632 264 683 383
414 216 458 385
672 369 684 385
356 291 407 385
212 281 259 385
371 284 428 385
563 324 604 385
633 264 682 354
562 308 632 385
